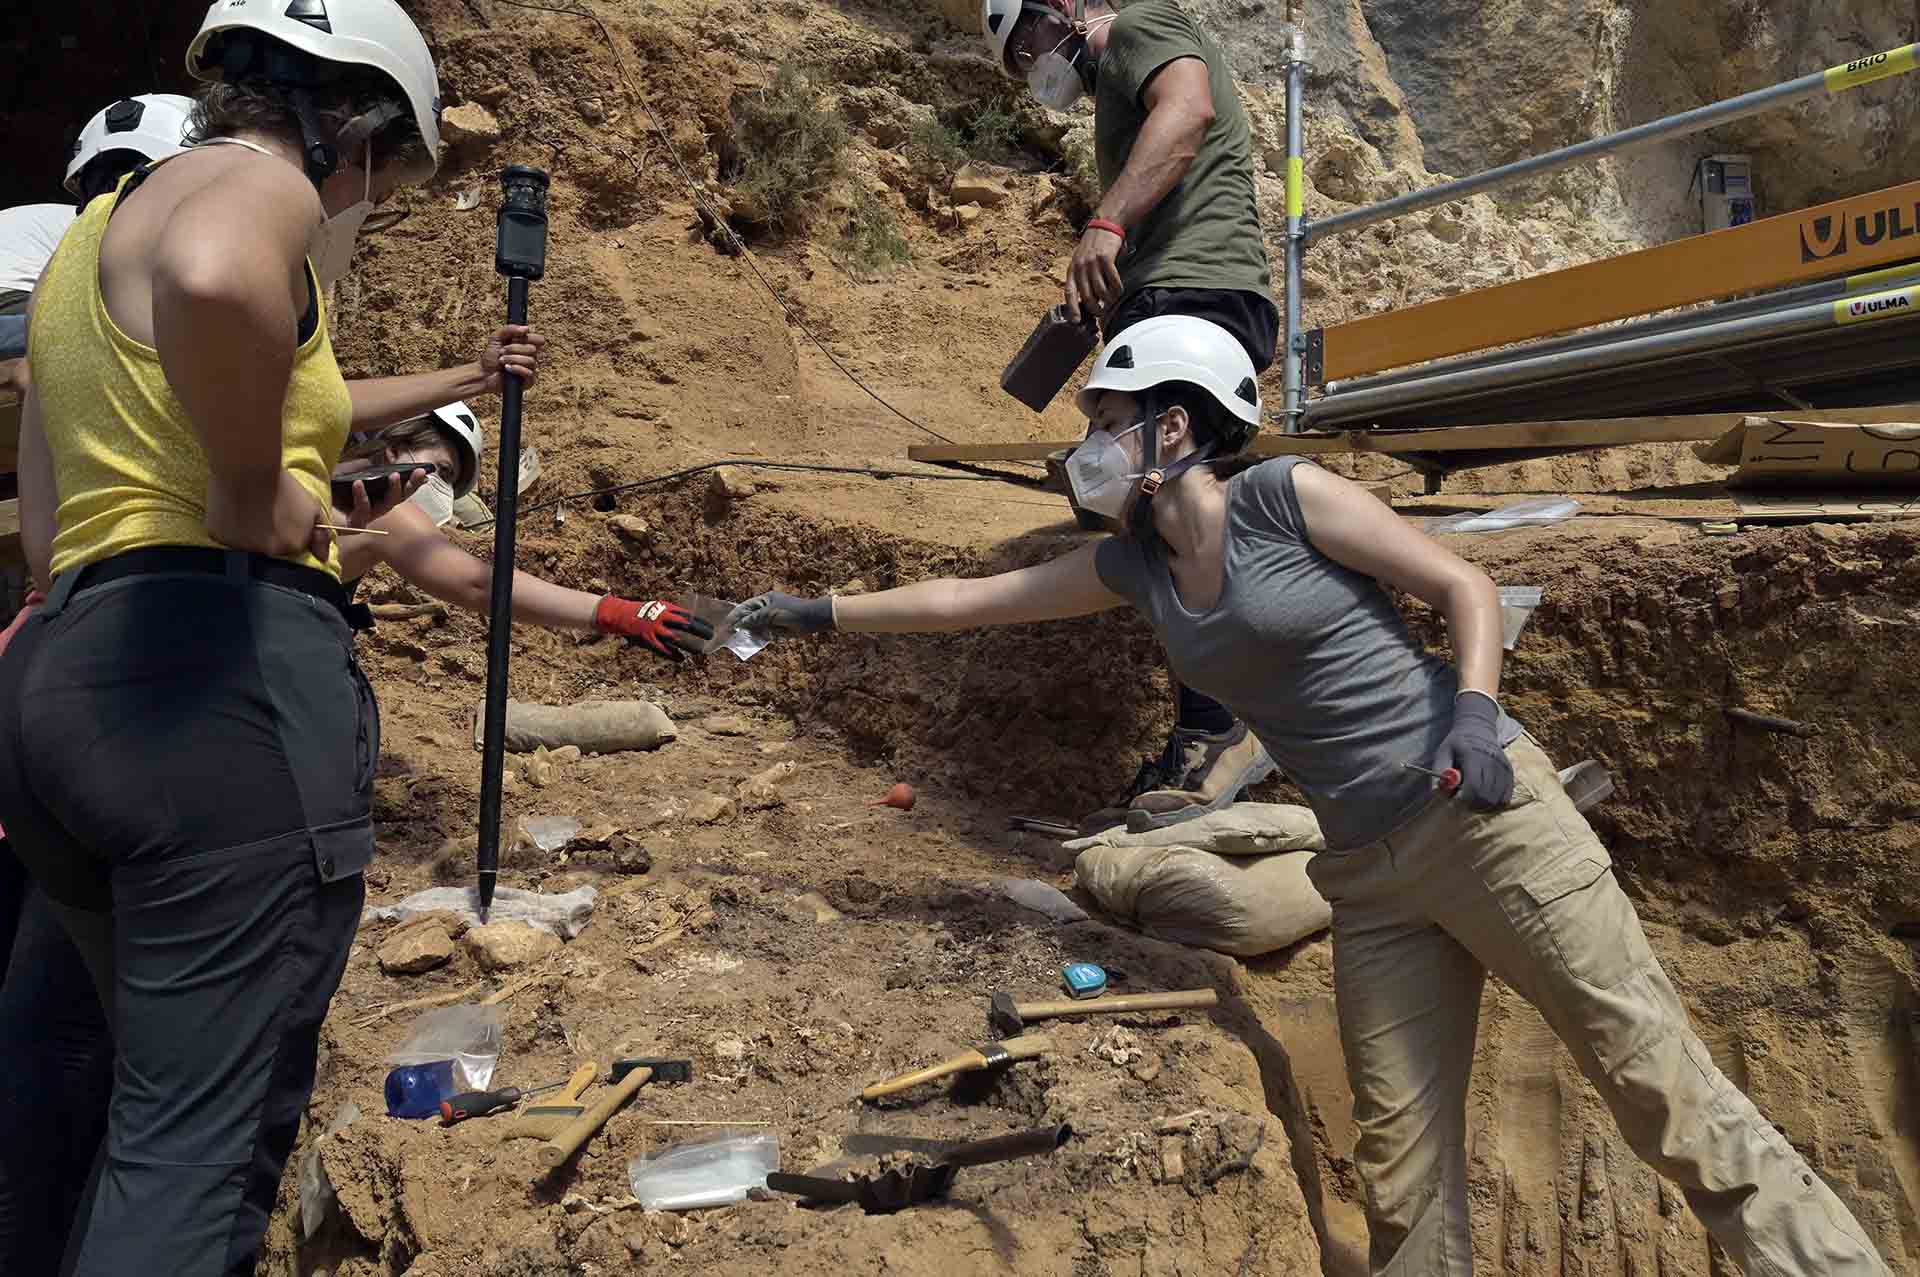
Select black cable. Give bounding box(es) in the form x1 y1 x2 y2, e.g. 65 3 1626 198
485 0 959 444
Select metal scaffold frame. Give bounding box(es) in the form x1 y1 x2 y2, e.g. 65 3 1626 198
1278 28 1920 432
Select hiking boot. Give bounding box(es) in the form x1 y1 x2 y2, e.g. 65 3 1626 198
1076 754 1173 838
1124 722 1275 833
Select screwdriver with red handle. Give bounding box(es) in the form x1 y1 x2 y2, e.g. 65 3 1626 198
1403 761 1461 792
439 1077 570 1125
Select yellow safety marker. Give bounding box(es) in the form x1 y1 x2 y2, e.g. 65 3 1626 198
1833 284 1920 325
1286 157 1304 220
1824 44 1919 92
1847 260 1920 290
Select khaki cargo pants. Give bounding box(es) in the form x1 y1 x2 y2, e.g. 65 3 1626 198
1305 734 1890 1276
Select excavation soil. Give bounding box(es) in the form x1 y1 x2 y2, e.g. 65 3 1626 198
268 2 1920 1274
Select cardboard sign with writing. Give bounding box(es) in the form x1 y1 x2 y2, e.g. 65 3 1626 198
1696 416 1920 514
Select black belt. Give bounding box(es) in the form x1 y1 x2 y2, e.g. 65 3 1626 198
68 547 373 631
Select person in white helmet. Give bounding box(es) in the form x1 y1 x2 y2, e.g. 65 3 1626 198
0 94 198 376
330 403 713 656
728 316 1892 1277
982 0 1280 836
0 5 504 1273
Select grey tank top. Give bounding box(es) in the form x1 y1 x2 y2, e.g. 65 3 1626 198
1095 457 1521 851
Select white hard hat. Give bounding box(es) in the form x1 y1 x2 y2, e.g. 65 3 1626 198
982 0 1064 79
427 400 484 498
1077 315 1263 448
185 0 442 181
65 94 196 197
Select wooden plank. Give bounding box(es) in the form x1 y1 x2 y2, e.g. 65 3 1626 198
907 404 1920 465
1320 181 1920 382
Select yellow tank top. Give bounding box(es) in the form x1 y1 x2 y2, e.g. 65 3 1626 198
30 169 350 577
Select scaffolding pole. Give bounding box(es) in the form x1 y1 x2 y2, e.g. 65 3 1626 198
1281 15 1307 432
1306 281 1920 427
1324 258 1920 396
1306 42 1920 246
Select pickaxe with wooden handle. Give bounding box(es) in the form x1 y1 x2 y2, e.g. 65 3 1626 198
987 988 1219 1039
860 1032 1054 1102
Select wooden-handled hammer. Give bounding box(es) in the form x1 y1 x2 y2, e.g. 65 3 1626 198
988 988 1218 1039
537 1057 691 1170
860 1032 1054 1102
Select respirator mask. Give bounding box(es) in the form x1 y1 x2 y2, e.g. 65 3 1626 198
1064 421 1146 518
1022 6 1111 109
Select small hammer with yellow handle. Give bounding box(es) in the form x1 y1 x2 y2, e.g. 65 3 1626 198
860 1033 1055 1102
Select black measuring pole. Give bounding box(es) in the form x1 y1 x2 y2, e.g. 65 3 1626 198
476 165 550 917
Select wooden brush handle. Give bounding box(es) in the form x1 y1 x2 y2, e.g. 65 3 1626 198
861 1033 1053 1101
1017 989 1218 1021
539 1067 649 1169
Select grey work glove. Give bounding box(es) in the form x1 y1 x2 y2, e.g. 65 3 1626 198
1432 691 1514 811
726 591 834 637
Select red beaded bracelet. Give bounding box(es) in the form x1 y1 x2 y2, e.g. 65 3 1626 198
1087 217 1127 242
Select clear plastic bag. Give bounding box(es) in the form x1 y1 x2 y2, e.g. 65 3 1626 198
676 593 769 662
629 1133 779 1210
385 1005 503 1091
1425 497 1580 535
362 884 597 938
1498 585 1544 651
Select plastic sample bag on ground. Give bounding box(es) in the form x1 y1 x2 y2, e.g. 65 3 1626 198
630 1133 779 1210
386 1005 504 1091
1071 803 1330 958
362 884 597 939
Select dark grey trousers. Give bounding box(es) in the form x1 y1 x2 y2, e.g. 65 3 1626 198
0 550 377 1276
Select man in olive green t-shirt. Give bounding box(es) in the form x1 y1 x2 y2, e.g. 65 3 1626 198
983 0 1279 832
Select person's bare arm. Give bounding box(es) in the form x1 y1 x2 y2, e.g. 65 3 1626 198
375 499 598 629
151 160 331 559
1068 56 1216 320
346 325 545 429
833 543 1126 633
1289 465 1503 698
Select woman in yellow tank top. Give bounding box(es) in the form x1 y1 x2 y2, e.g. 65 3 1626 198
0 4 516 1273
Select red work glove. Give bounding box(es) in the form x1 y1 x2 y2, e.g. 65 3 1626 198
593 596 714 659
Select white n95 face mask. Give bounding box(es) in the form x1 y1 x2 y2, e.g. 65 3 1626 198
1065 423 1145 518
408 475 456 527
309 141 375 289
1028 46 1087 109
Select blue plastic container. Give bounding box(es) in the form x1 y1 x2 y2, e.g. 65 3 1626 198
385 1059 457 1119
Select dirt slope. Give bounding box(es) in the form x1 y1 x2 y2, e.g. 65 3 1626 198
261 1 1920 1274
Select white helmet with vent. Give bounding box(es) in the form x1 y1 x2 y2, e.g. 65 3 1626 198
185 0 442 181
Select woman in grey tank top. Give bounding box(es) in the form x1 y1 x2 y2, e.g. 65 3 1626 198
728 317 1888 1275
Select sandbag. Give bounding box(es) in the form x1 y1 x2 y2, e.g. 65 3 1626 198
1065 802 1325 856
1075 844 1330 958
471 698 675 755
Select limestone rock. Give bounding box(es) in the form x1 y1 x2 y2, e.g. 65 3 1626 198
378 921 455 975
609 515 654 548
951 165 1010 208
736 761 797 811
441 103 501 147
700 714 752 737
464 921 561 971
687 793 735 824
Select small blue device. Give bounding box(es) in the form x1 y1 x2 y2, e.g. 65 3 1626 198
1062 963 1108 999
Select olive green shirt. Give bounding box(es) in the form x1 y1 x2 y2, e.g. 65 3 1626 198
1095 0 1273 310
